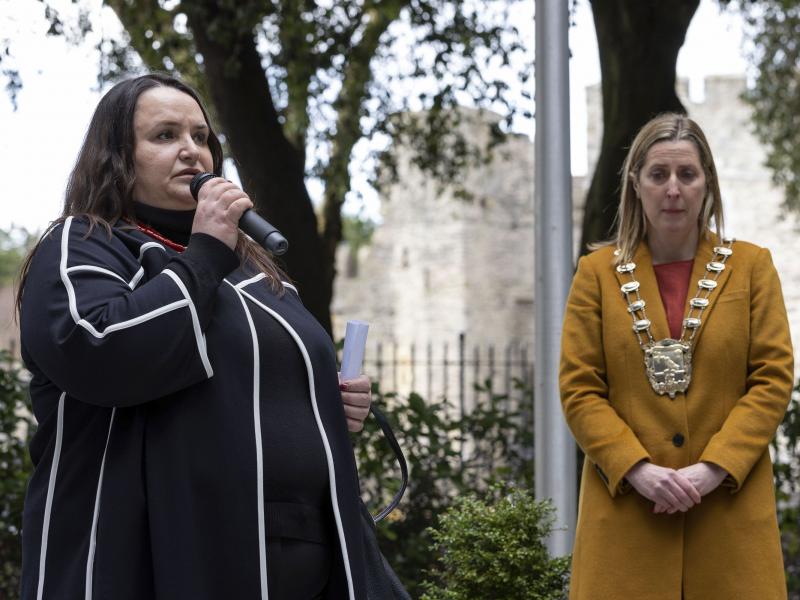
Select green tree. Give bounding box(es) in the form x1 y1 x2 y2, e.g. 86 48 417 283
0 352 33 597
14 0 528 333
0 226 36 286
580 0 700 251
772 381 800 597
742 0 800 214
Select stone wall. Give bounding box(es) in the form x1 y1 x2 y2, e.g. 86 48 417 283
333 109 537 352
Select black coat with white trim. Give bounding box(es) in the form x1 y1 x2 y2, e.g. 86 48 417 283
19 216 367 600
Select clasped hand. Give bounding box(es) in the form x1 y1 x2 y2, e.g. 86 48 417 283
625 461 727 514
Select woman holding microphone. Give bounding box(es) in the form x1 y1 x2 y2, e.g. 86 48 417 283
18 73 371 600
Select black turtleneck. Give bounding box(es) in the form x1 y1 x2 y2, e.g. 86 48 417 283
133 201 196 246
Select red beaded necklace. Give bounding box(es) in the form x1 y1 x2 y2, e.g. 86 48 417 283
132 221 187 253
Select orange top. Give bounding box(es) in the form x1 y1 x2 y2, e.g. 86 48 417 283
653 259 694 339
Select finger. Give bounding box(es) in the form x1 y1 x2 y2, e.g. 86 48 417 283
217 185 249 204
654 478 691 512
666 485 693 511
346 417 364 433
227 197 254 222
342 391 371 410
342 401 369 422
657 489 685 513
204 180 247 207
674 473 702 504
197 176 228 200
340 374 370 393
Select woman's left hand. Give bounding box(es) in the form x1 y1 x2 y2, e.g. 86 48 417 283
340 374 372 432
653 462 728 513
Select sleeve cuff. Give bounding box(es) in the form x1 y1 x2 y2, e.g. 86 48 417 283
598 451 651 498
180 233 239 282
699 449 743 493
165 234 240 328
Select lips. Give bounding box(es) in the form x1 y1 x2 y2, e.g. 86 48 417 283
174 169 201 178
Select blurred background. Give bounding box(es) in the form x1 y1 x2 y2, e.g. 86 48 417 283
1 1 798 597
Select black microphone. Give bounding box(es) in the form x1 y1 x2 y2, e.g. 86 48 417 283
189 172 289 256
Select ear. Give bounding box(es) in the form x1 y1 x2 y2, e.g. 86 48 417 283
629 172 640 197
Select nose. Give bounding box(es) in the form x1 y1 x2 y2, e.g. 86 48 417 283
666 173 680 198
179 135 200 163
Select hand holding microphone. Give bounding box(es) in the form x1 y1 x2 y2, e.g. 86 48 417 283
189 172 289 255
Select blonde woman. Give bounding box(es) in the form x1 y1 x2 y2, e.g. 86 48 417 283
560 113 793 599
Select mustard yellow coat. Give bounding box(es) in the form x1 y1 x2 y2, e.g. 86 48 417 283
560 234 794 600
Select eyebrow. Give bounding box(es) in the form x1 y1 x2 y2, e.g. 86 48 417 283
646 161 697 169
146 120 208 130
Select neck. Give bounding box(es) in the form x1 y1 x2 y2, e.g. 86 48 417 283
646 227 700 265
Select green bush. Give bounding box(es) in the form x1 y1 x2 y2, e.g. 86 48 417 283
420 485 570 600
773 380 800 598
355 380 533 598
0 350 33 597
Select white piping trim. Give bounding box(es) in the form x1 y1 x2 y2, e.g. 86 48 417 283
227 282 269 600
128 267 145 289
36 393 65 600
281 281 298 295
137 241 166 261
235 273 266 289
59 218 191 339
163 270 213 378
85 408 115 600
65 264 145 289
74 301 190 339
235 285 355 600
66 265 127 285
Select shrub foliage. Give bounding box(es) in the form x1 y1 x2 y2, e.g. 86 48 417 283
421 486 570 600
0 351 33 597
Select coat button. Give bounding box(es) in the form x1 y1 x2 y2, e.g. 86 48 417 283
672 433 685 447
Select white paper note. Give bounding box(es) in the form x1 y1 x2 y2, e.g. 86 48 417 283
340 320 369 380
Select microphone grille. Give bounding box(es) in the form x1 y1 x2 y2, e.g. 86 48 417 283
189 172 217 200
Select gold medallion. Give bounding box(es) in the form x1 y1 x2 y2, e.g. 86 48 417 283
643 339 692 399
616 239 734 399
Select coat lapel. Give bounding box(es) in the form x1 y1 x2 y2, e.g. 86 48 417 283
683 232 733 349
614 242 671 342
614 232 734 347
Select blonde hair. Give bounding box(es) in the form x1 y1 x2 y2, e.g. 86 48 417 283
610 113 724 264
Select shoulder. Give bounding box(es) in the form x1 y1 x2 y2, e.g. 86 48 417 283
29 215 144 276
725 238 776 273
730 238 767 259
35 215 122 249
582 244 618 267
576 245 618 282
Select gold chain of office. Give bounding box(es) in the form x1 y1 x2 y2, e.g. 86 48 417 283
615 239 735 399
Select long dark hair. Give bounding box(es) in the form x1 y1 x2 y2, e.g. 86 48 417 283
17 73 286 313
